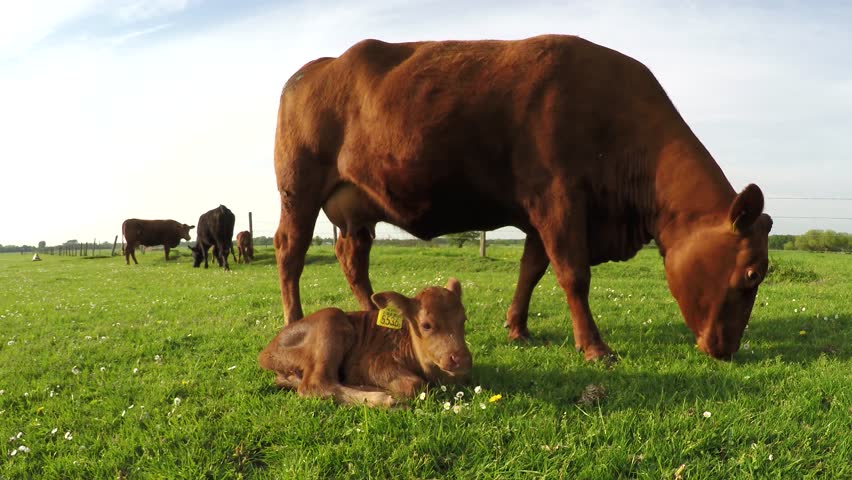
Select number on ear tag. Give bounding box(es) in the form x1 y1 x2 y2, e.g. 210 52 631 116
376 307 404 329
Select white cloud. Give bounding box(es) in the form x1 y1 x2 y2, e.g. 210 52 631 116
0 0 100 59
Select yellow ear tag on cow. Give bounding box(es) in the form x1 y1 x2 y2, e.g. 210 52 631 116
376 307 404 330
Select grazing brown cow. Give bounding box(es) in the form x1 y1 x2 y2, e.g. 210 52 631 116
273 35 772 361
259 278 471 407
235 231 254 264
122 219 194 265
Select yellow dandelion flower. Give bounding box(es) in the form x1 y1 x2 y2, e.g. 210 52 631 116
799 330 807 336
488 394 502 403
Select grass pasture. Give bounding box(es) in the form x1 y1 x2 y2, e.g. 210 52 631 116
1 245 850 479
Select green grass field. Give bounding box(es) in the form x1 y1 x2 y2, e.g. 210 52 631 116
1 245 849 479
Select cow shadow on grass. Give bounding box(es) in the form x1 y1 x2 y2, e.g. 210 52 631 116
469 359 792 412
735 314 850 364
469 315 849 411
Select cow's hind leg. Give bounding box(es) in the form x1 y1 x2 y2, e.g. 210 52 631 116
335 227 376 311
129 244 139 265
506 232 549 342
529 188 613 362
164 246 170 261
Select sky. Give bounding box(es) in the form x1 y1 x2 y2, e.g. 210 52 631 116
1 0 850 246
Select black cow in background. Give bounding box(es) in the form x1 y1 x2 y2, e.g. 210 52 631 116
189 205 235 271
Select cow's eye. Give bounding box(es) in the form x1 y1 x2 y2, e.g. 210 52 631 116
420 322 432 331
745 269 761 283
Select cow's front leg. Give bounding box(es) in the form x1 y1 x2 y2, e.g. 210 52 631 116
164 246 170 261
505 232 549 341
335 227 376 311
530 190 613 361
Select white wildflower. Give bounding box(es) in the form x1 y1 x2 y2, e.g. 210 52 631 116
227 365 237 371
452 404 462 414
440 385 447 392
474 386 482 395
173 397 182 406
6 341 13 346
455 391 464 400
133 368 138 374
443 401 451 410
71 366 80 375
63 431 73 441
768 454 774 461
702 411 712 418
99 367 106 372
154 355 162 362
418 392 426 401
50 428 58 435
479 403 486 410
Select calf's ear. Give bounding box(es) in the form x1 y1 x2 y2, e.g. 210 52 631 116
371 291 415 318
729 184 764 232
445 278 462 299
187 224 195 230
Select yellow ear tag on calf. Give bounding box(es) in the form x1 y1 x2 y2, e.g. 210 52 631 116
376 307 404 330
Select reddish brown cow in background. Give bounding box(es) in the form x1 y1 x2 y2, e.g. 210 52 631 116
235 231 254 264
259 278 472 407
122 219 194 265
272 35 772 361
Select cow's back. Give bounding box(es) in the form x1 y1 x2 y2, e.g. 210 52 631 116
277 35 721 258
123 219 182 247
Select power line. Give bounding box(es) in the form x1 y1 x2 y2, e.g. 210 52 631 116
774 216 852 220
768 197 852 201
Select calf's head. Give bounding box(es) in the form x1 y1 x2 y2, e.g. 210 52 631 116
664 184 772 359
371 278 472 380
180 224 195 241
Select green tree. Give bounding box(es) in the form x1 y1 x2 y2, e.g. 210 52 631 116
445 231 480 248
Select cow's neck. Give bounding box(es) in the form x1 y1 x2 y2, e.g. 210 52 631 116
652 135 736 256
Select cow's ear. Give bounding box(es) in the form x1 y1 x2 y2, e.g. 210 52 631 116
729 184 764 232
188 225 195 230
445 277 462 300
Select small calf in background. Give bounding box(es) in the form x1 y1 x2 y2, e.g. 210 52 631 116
259 278 472 407
235 231 254 264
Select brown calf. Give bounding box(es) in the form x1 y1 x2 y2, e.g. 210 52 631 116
236 231 254 264
258 278 472 407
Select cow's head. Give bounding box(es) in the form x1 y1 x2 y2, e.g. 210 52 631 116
371 278 472 381
180 224 195 241
187 243 203 268
664 184 772 359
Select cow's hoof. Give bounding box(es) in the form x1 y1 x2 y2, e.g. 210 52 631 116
505 325 531 342
581 344 617 364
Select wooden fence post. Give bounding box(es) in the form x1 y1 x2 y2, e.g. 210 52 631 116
249 212 253 239
479 231 487 258
111 235 118 256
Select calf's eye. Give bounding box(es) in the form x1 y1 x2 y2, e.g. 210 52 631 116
420 322 432 331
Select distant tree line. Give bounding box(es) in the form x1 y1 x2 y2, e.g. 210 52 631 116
4 230 850 254
773 230 852 252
